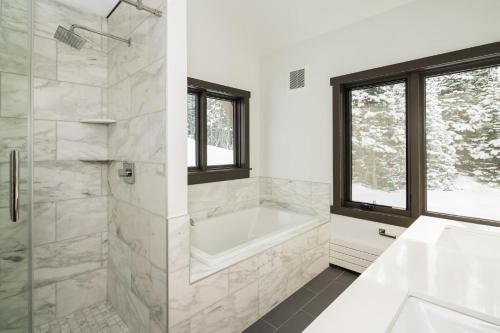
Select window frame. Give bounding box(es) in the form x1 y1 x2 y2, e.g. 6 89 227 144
331 42 500 227
187 78 251 185
343 77 413 218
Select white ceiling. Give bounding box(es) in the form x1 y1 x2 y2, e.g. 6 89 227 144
60 0 118 16
189 0 415 56
62 0 415 54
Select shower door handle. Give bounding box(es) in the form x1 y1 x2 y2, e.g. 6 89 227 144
9 150 19 223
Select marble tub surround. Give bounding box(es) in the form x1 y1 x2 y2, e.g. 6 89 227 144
260 177 331 221
187 177 330 281
186 177 330 281
188 177 260 220
31 0 110 326
167 177 331 332
106 1 168 332
168 220 330 332
187 177 330 222
190 206 327 281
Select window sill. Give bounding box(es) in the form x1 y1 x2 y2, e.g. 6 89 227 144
188 168 250 185
330 206 500 229
330 205 416 228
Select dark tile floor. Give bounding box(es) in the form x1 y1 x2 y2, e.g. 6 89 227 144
244 265 360 333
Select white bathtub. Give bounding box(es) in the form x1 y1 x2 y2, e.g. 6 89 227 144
191 206 322 267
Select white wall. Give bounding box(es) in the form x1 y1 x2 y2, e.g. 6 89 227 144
259 0 500 184
167 0 188 217
259 0 500 248
187 0 500 250
187 0 261 176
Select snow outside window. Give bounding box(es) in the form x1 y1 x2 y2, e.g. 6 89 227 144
187 93 197 167
425 65 500 221
350 81 407 209
206 97 235 166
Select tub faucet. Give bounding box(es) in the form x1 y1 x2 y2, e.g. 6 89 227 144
190 218 195 226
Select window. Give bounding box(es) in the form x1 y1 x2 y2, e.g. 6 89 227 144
349 81 408 210
187 78 251 185
425 66 500 221
206 97 235 166
332 42 500 227
187 93 197 167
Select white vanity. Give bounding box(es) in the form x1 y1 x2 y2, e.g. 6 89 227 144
305 216 500 332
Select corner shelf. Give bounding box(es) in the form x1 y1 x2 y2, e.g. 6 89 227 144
79 158 113 163
79 118 117 125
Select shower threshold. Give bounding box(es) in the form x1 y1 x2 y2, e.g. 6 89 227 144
34 303 129 333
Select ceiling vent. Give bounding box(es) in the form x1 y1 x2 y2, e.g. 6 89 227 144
289 68 305 90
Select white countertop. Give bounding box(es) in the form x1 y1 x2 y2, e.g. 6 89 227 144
305 216 500 333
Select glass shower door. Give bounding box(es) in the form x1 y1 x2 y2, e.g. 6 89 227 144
0 0 32 331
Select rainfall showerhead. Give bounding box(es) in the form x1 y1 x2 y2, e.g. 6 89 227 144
54 25 87 49
53 24 131 50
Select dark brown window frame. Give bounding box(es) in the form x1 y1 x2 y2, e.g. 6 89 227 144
331 42 500 228
343 77 413 219
188 78 251 185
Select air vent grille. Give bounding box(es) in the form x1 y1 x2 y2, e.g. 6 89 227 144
289 68 305 90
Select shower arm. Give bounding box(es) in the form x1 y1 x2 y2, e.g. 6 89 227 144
121 0 163 17
70 24 131 46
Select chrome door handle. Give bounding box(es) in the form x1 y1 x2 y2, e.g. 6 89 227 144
10 150 19 223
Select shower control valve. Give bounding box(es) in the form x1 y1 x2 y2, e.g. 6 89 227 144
118 161 135 184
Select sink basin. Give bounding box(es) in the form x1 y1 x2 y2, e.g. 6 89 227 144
391 297 500 332
437 226 500 259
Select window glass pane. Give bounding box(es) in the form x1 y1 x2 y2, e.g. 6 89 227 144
350 82 407 208
207 97 235 166
187 93 197 167
426 66 500 220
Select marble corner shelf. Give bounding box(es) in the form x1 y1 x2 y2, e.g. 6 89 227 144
79 158 113 163
79 118 117 125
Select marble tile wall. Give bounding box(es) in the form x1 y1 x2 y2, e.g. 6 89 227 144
187 177 260 221
106 1 168 332
32 0 109 326
188 177 330 222
168 177 331 332
168 216 330 332
0 0 31 331
260 177 331 221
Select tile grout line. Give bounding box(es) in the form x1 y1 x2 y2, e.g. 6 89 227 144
299 270 354 319
274 309 315 332
261 317 278 330
262 268 349 332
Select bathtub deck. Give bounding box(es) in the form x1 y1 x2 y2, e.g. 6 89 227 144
243 266 359 333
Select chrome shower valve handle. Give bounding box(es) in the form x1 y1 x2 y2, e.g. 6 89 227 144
118 161 135 184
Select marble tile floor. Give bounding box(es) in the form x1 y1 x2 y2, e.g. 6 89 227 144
244 265 360 333
34 303 129 333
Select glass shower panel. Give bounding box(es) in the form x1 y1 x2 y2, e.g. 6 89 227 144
0 0 32 331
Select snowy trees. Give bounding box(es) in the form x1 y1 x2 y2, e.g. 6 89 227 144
426 66 499 189
350 65 499 205
206 97 234 152
187 94 197 166
351 82 407 193
187 94 197 140
187 94 235 166
425 76 457 190
187 95 235 153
